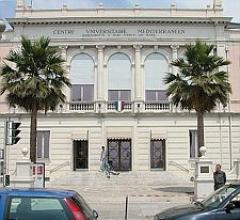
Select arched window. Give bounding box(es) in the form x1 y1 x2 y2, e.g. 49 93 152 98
70 54 94 102
144 53 169 103
108 53 131 102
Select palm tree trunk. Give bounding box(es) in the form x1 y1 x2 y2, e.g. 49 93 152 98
30 102 37 163
197 111 205 156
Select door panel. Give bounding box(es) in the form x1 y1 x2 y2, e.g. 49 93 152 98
108 140 120 170
150 139 166 170
120 141 131 171
73 140 88 170
108 139 131 171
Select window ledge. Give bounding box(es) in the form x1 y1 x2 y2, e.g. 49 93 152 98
36 159 50 164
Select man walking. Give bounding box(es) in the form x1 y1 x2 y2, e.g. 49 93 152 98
214 164 226 191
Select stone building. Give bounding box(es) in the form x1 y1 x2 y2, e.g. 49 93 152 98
0 0 240 181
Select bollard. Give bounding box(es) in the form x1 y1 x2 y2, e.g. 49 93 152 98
125 195 128 220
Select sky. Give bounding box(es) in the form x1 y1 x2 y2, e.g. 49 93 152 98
0 0 239 22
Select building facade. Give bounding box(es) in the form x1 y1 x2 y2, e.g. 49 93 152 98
1 0 240 180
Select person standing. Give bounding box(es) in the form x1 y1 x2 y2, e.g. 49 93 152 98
214 164 226 191
100 146 107 171
100 146 111 178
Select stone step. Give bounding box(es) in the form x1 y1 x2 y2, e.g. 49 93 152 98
48 171 191 188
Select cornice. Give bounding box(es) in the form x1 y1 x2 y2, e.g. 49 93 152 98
7 16 232 26
0 111 239 119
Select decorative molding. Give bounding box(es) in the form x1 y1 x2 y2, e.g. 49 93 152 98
67 48 97 65
170 45 179 51
96 45 105 50
58 46 68 53
79 45 85 50
104 48 134 64
133 45 143 51
9 18 228 26
142 48 171 64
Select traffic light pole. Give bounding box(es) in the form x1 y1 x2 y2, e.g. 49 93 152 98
2 119 21 186
3 119 8 187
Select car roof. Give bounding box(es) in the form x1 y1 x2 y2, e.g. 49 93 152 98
0 188 77 198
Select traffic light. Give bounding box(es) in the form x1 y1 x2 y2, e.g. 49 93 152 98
12 122 21 144
6 121 21 145
4 174 10 186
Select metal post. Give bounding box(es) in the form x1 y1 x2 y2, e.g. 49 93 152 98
3 119 7 187
3 117 11 187
125 195 128 220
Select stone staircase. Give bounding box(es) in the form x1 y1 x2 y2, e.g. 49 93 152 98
47 171 192 188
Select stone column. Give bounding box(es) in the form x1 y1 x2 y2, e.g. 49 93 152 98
96 46 105 100
170 45 179 112
171 45 179 75
217 44 227 72
133 45 144 112
217 44 229 111
96 45 105 112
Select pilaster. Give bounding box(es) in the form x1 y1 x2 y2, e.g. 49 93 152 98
133 45 144 112
59 46 70 110
96 45 106 112
170 45 179 75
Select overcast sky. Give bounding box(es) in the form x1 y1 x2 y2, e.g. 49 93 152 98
0 0 239 22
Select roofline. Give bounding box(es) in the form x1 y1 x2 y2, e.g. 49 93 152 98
7 16 232 26
16 7 223 12
226 22 240 30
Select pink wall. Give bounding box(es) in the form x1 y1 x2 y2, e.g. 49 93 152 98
228 45 240 112
0 45 14 113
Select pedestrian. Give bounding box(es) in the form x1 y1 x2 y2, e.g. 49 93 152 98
100 146 110 178
100 146 107 171
214 164 226 191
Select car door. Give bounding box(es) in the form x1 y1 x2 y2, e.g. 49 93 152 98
215 207 240 220
215 192 240 220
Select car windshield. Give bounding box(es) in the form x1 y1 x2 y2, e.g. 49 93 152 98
202 185 237 208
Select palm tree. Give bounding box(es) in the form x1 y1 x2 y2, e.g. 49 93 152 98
165 41 231 154
0 36 71 163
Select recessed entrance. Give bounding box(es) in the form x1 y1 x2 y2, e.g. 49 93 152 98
107 139 131 172
150 139 166 170
73 140 88 171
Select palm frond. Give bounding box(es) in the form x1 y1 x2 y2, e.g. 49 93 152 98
0 36 71 113
165 40 231 112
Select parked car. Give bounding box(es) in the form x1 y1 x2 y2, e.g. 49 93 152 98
154 183 240 220
0 187 98 220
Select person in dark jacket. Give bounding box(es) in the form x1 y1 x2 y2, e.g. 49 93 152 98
214 164 226 190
